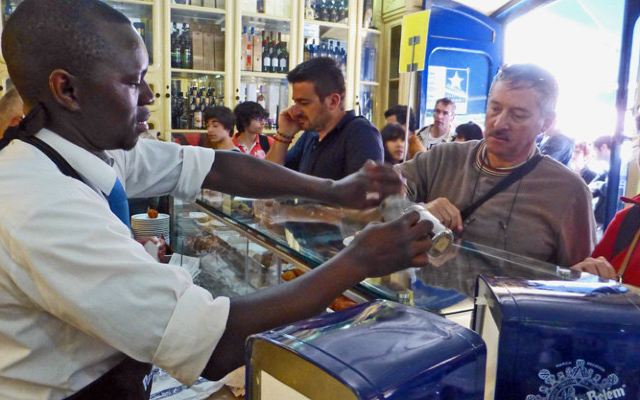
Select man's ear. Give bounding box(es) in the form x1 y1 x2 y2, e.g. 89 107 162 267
49 69 81 112
325 92 342 110
542 112 556 133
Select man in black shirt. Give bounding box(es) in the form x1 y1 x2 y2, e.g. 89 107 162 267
266 57 383 179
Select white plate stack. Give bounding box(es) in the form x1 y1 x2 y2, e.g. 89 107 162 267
131 213 170 244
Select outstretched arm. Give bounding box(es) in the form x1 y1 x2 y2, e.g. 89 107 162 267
203 151 403 209
201 211 433 380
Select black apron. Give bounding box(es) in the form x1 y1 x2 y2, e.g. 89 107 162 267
0 128 154 399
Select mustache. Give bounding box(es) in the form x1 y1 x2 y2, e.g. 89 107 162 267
486 130 509 140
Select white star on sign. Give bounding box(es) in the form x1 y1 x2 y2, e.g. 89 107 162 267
448 71 464 90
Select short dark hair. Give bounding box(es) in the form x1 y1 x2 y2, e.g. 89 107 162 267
490 64 558 117
455 121 483 141
384 105 417 131
234 101 267 133
593 136 612 150
204 106 234 135
381 123 406 143
287 57 345 102
435 98 456 112
2 0 131 108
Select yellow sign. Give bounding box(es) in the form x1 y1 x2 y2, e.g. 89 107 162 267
398 10 431 73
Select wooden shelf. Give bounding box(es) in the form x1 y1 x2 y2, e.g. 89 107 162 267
170 4 226 16
171 68 225 76
304 19 349 29
243 12 291 22
240 71 288 80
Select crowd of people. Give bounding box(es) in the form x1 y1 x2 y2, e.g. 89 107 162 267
0 0 637 397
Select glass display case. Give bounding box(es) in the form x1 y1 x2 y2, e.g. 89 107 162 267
172 192 585 328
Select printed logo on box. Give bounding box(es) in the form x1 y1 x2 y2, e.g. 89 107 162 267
526 359 626 400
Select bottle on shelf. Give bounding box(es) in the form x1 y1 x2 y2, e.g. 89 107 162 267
171 23 182 68
181 24 193 69
278 37 289 73
305 0 316 20
243 27 254 71
303 38 311 62
257 85 266 109
257 0 265 13
252 28 263 72
241 26 248 70
262 31 272 73
193 97 203 129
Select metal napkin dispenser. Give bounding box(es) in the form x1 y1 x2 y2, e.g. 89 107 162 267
246 300 486 399
473 276 640 400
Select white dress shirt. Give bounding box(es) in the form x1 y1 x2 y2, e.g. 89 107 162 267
0 129 228 400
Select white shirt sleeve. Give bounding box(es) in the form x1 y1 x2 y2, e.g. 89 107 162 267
109 140 215 201
8 183 228 385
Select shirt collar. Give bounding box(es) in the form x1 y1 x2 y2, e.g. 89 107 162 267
36 128 117 195
315 110 356 141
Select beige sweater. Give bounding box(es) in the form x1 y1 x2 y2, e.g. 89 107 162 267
397 140 596 266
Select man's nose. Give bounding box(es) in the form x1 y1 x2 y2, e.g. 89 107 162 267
489 110 508 129
139 80 155 106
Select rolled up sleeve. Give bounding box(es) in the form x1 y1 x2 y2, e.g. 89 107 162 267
152 287 229 385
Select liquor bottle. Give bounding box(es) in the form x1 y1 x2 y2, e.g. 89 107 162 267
257 0 265 13
303 38 311 62
278 39 288 73
328 40 335 61
193 97 203 129
241 26 248 70
316 0 326 21
182 24 193 69
244 27 254 71
340 45 347 75
252 28 263 72
171 24 181 68
338 0 348 22
257 86 266 109
319 40 328 58
4 0 15 22
305 0 315 20
262 32 271 73
329 0 339 22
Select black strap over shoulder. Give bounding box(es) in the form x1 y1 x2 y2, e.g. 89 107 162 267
258 134 271 153
613 204 640 257
460 154 543 221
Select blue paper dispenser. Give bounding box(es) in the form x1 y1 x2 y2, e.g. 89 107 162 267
246 300 486 399
473 276 640 400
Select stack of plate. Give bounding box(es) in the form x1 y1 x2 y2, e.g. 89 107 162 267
131 213 170 244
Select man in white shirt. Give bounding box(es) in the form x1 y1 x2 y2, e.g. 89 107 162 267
0 1 433 399
416 97 456 149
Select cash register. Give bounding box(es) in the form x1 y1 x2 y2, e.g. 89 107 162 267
246 300 486 399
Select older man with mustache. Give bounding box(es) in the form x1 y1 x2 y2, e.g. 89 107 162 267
398 64 595 266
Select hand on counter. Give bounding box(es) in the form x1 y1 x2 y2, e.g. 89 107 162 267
570 256 618 280
425 198 463 233
346 210 433 277
330 160 403 209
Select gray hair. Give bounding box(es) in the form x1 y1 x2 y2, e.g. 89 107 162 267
489 64 558 117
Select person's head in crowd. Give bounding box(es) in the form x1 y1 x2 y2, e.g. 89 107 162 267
384 105 417 132
234 101 267 137
432 98 456 136
571 142 590 171
2 0 154 152
0 88 24 137
593 135 612 162
484 64 557 168
286 57 346 133
204 105 235 149
453 121 483 142
381 123 406 164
